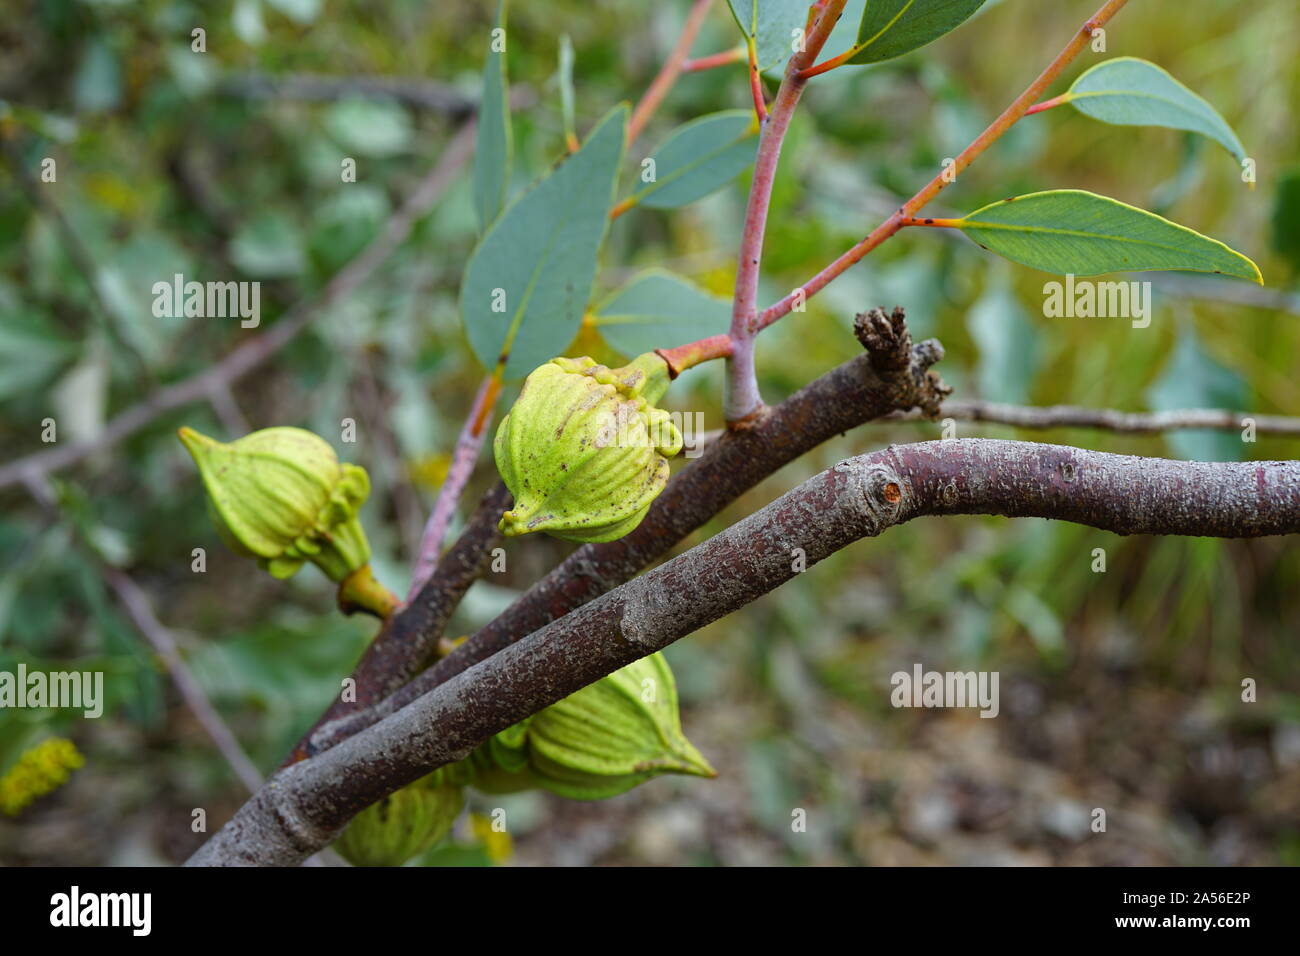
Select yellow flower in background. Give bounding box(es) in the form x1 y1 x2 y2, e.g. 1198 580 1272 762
469 812 514 864
0 738 84 816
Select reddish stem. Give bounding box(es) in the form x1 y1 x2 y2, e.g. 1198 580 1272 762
757 0 1129 331
656 334 733 376
1024 93 1071 115
746 39 769 122
626 0 714 147
899 216 963 228
408 372 502 600
726 0 849 423
682 47 746 72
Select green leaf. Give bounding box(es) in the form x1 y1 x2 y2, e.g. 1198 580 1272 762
951 189 1262 283
474 0 513 231
1062 57 1246 163
323 98 412 158
0 311 75 403
847 0 987 66
592 270 731 357
631 110 759 210
461 105 627 380
229 211 308 278
726 0 809 73
1270 168 1300 272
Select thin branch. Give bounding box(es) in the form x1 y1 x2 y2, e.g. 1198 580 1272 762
187 439 1300 865
285 482 512 766
22 475 262 794
727 0 849 422
302 308 948 756
408 373 502 599
682 47 747 72
103 567 264 794
626 0 715 147
756 0 1130 330
0 122 477 492
218 71 537 116
898 399 1300 437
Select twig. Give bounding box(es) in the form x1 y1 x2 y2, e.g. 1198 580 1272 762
20 474 263 794
756 0 1130 330
219 72 526 116
102 567 264 794
897 399 1300 437
205 382 250 436
726 0 848 422
0 122 477 492
626 0 715 147
408 373 502 599
302 309 948 755
287 482 512 765
682 47 746 72
188 438 1300 865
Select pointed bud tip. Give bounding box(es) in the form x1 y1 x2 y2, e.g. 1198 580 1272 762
177 425 219 460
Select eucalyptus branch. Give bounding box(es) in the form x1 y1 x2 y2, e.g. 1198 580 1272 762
726 0 849 423
897 399 1300 437
285 482 511 766
103 567 264 794
756 0 1130 330
408 373 502 599
0 122 476 492
21 475 263 795
218 72 500 116
626 0 715 147
302 307 947 756
188 438 1300 866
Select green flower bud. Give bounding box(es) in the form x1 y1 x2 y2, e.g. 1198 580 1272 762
494 352 683 542
177 426 372 583
527 652 714 799
456 653 714 800
334 780 464 867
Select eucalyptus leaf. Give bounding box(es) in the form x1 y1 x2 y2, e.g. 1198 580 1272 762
632 110 758 210
1063 57 1246 162
726 0 809 73
323 97 412 158
952 189 1261 282
592 270 731 357
847 0 987 66
474 0 513 231
461 105 626 380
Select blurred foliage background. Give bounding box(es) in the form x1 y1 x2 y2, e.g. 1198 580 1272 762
1 0 1299 866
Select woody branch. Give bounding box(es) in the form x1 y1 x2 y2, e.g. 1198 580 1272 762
188 437 1300 866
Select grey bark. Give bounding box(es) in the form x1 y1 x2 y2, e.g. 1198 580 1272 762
187 439 1300 866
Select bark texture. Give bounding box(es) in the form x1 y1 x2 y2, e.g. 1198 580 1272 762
188 440 1300 866
301 313 948 756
